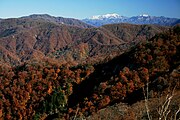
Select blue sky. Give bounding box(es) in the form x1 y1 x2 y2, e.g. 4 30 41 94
0 0 179 19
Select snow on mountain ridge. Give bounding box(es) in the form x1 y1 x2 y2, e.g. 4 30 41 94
83 13 180 27
90 13 152 20
91 13 122 20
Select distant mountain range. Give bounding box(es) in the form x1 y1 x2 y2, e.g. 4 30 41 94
82 13 180 26
1 14 179 27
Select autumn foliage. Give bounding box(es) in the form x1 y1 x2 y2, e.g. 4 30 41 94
0 25 179 119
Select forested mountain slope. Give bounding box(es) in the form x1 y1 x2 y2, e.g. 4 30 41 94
0 25 179 120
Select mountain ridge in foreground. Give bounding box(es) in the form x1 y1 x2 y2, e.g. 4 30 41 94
0 14 179 120
0 24 179 119
0 15 168 66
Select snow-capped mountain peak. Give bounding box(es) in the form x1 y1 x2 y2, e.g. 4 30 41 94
102 13 120 18
91 13 122 20
139 14 149 17
82 13 179 27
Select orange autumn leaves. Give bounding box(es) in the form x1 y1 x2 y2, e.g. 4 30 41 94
0 62 94 119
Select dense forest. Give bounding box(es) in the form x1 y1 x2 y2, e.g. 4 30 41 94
0 25 179 120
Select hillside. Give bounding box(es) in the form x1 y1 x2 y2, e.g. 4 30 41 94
0 17 168 66
0 25 179 120
0 15 168 65
49 23 168 65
